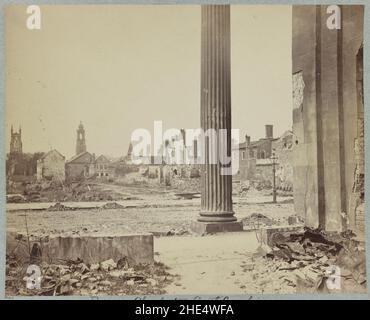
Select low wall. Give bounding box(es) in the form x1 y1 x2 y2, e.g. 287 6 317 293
7 232 154 265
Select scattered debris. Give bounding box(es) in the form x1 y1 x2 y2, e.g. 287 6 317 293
150 228 189 237
287 215 303 225
258 227 367 293
100 202 124 210
48 203 73 211
166 228 188 236
8 180 125 203
6 255 174 296
241 213 277 229
238 183 250 197
100 259 117 272
6 194 27 203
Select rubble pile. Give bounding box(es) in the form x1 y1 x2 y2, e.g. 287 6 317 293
241 213 277 229
234 181 293 198
237 183 250 197
151 227 189 237
170 178 200 193
48 202 74 211
6 194 26 203
69 183 123 202
253 180 273 191
233 180 293 197
166 228 188 236
6 255 176 296
100 202 125 210
258 228 366 293
8 180 124 203
242 213 303 230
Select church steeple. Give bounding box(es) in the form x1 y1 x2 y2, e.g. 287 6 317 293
10 125 22 154
76 121 87 155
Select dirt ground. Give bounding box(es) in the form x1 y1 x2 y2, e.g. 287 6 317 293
8 182 365 296
6 183 295 237
155 232 298 295
155 230 366 295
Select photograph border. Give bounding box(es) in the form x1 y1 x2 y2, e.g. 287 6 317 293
0 0 368 300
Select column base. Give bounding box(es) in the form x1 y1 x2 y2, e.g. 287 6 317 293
190 220 243 235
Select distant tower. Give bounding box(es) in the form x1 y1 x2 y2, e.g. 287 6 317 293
10 125 23 154
127 142 133 158
76 122 87 155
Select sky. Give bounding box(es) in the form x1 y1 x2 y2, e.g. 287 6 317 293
6 5 292 159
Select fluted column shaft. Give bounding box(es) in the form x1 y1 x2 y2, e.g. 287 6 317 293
199 5 235 223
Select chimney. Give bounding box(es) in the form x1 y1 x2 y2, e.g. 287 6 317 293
265 125 273 139
245 135 251 147
180 129 186 145
193 139 198 163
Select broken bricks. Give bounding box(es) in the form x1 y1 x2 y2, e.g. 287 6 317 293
5 253 174 296
100 259 117 271
261 227 367 293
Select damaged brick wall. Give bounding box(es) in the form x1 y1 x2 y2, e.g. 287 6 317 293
353 124 364 233
352 45 364 234
159 164 201 191
292 6 364 232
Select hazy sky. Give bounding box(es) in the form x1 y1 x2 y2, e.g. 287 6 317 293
6 5 292 159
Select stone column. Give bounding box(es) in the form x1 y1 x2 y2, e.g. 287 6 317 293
191 5 242 234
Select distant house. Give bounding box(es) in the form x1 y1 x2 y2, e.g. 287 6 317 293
233 125 277 181
232 125 294 190
36 149 65 181
95 155 114 179
65 151 95 180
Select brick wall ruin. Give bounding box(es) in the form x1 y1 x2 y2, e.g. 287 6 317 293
292 5 364 233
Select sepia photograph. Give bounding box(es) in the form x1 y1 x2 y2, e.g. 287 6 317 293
4 3 366 297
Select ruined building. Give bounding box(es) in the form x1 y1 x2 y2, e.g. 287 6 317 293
237 125 276 165
6 126 38 178
292 5 364 233
76 122 87 155
65 151 96 180
7 125 24 176
234 125 284 178
95 155 114 179
271 131 294 191
10 125 22 154
36 149 66 182
233 125 293 191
